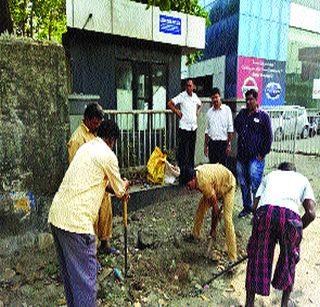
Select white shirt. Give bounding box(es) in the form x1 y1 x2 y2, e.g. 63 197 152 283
256 170 315 215
172 91 201 131
205 104 233 141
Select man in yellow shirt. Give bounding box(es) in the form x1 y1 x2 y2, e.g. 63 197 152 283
49 120 129 307
68 102 114 254
186 164 237 261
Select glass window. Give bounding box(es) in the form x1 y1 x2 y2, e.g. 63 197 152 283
116 61 133 129
152 64 167 129
286 28 320 108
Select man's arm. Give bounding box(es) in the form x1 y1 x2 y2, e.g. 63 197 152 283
226 106 234 155
167 100 182 119
67 140 81 164
103 155 129 199
196 104 202 117
106 179 129 195
209 191 220 239
253 196 260 214
204 133 209 157
226 132 233 156
233 110 242 133
253 177 266 213
258 112 273 160
301 199 316 229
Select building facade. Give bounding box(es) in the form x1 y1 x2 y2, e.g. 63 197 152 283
189 0 320 108
64 0 205 111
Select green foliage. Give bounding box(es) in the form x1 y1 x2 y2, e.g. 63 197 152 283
133 0 209 24
8 0 66 42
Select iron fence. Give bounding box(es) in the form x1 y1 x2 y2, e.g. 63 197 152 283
104 109 177 168
103 107 319 169
263 107 320 169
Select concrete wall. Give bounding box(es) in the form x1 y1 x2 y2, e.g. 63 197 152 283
0 37 69 236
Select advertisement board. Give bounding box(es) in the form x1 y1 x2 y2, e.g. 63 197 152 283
312 79 320 99
237 56 286 105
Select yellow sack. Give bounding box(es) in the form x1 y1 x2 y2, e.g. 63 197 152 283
147 147 167 184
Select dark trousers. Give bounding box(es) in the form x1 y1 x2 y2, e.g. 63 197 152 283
51 225 97 307
208 139 228 166
177 128 197 183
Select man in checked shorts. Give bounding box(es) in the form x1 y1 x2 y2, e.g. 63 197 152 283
245 162 316 307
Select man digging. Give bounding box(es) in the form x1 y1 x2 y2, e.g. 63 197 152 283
245 162 316 307
67 102 117 255
185 164 237 262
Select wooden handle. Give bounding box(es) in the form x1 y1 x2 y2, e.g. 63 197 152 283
123 199 128 227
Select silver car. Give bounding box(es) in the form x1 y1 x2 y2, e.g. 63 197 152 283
263 106 310 141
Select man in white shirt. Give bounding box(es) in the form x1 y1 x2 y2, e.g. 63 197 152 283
167 79 202 184
245 162 316 307
204 87 233 166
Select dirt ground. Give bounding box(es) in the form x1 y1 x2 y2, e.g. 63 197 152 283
0 154 319 306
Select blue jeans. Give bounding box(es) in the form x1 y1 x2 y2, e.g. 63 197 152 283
236 158 265 211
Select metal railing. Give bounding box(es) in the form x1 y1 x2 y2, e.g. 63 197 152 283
104 109 177 168
103 107 319 169
263 107 320 169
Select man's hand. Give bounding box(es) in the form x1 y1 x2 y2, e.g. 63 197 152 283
226 142 231 156
302 199 316 229
168 100 182 119
204 145 208 157
121 192 130 202
105 185 115 194
257 154 264 161
123 178 130 191
176 109 182 119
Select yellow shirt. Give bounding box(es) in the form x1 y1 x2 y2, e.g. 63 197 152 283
48 138 126 234
67 122 96 163
196 164 236 199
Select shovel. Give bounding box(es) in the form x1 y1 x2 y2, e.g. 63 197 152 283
122 198 128 277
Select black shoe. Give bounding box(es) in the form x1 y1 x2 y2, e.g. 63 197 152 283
238 209 252 218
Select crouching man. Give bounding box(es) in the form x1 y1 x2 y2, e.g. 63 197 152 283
245 162 316 307
185 164 237 261
48 120 129 307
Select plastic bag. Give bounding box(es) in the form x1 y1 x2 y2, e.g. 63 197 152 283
164 160 180 184
147 147 167 184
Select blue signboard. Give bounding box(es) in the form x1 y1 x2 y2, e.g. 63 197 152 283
262 60 286 106
159 15 181 35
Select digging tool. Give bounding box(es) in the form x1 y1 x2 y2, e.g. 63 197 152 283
122 197 128 277
202 255 248 287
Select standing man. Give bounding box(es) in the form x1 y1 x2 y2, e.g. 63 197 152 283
167 79 202 184
67 102 104 163
68 102 114 254
185 164 237 261
49 120 129 307
234 89 272 218
245 162 316 307
204 87 234 166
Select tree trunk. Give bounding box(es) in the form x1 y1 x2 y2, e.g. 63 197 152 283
21 0 27 36
0 0 14 34
29 1 34 38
